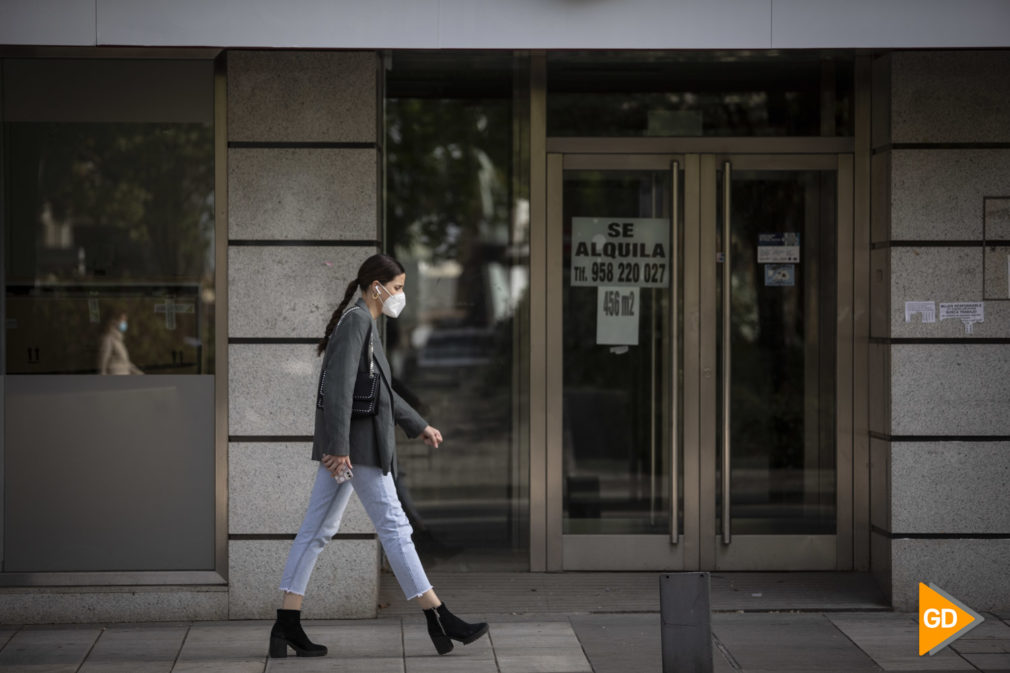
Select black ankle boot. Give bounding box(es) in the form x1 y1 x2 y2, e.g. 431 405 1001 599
269 608 327 658
423 602 489 655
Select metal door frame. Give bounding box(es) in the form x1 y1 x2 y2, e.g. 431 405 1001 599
540 149 855 571
547 153 689 571
698 153 853 571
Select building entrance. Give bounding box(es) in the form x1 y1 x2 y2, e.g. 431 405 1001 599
542 151 854 570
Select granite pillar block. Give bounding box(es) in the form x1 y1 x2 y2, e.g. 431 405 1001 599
229 344 319 437
891 149 1010 241
0 587 227 624
228 539 378 619
891 344 1010 436
891 51 1010 144
228 245 375 338
890 441 1010 534
886 246 1010 338
228 148 378 241
890 539 1010 611
229 442 374 535
227 50 377 142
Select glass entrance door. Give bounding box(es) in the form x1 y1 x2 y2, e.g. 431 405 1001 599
545 153 852 571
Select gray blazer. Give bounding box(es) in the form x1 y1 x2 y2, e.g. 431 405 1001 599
312 298 428 475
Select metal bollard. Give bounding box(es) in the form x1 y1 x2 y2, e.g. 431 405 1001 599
660 572 713 673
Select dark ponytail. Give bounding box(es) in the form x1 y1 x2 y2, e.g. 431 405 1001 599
317 253 406 356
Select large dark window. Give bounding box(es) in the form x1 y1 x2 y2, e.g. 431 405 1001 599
385 52 530 570
2 59 216 573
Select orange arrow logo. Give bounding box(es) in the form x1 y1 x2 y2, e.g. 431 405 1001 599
919 583 985 656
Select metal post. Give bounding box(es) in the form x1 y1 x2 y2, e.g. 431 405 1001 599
660 572 713 673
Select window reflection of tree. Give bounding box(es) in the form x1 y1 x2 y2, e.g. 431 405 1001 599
385 94 527 563
6 123 214 374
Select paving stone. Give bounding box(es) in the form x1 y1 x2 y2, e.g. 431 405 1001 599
79 624 187 673
267 656 403 673
570 614 662 673
954 639 1010 654
0 627 20 650
963 615 1010 639
490 621 580 643
405 655 499 672
960 652 1010 672
0 625 101 673
173 662 266 673
827 613 975 671
295 622 402 659
177 622 269 663
495 651 593 673
714 613 880 671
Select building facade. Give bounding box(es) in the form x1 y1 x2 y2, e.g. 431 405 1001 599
1 1 1009 622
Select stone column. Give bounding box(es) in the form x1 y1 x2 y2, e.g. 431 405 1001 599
226 50 382 618
870 50 1010 611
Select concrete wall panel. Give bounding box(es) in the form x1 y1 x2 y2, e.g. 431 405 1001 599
891 51 1010 144
228 246 374 339
891 344 1010 436
890 441 1010 534
886 247 1010 338
228 539 377 618
229 442 374 535
229 345 318 437
891 150 1010 241
0 588 227 624
228 51 376 142
890 538 1010 611
228 148 378 241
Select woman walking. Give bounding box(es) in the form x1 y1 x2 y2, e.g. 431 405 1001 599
269 253 488 658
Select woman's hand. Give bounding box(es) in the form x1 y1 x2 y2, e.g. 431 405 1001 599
420 426 443 448
321 454 352 480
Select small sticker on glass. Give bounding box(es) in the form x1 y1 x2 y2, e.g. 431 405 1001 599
764 264 795 287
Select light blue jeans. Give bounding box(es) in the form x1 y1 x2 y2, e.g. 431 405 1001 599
279 463 433 600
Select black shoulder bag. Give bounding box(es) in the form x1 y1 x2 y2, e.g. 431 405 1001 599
317 306 378 417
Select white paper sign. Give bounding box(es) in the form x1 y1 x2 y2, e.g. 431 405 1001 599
596 287 640 345
904 301 936 323
571 218 669 287
757 233 800 263
940 302 984 334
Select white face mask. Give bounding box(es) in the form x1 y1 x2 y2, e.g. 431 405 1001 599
376 282 406 319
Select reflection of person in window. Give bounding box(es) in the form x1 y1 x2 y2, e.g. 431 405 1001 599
98 313 143 375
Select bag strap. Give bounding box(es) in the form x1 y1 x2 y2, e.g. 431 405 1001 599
336 306 374 377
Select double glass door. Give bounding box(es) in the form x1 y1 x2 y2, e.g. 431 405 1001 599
544 152 853 570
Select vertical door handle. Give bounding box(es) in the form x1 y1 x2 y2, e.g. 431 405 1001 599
670 160 680 545
721 161 732 545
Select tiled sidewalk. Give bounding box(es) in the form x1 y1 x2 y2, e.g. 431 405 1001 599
3 612 1010 672
0 619 596 673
